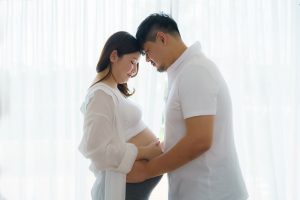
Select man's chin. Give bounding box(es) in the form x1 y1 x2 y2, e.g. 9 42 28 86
157 66 166 73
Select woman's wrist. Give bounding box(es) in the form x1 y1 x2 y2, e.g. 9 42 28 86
136 146 148 160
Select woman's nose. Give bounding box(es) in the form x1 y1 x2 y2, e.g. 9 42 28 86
130 64 137 76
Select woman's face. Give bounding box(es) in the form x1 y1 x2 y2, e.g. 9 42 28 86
111 51 140 84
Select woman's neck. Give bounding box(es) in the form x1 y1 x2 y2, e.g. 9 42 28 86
93 69 118 89
102 78 118 89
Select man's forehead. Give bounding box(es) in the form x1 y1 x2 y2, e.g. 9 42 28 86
141 42 151 55
142 42 149 49
142 41 153 50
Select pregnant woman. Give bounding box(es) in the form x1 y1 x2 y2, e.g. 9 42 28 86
78 31 163 200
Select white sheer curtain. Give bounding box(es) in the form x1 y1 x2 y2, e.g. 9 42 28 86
0 0 169 199
0 0 299 200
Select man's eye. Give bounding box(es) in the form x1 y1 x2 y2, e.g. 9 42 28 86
143 50 149 56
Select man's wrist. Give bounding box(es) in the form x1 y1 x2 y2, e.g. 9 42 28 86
145 160 157 179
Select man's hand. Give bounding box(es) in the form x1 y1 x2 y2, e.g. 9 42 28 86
126 160 149 183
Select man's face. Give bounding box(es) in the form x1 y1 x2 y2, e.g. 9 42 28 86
143 40 167 72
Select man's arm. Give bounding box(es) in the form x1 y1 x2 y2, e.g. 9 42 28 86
127 115 214 183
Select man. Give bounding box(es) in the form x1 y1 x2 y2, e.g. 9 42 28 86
127 13 248 200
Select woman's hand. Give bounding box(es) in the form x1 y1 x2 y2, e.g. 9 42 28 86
136 140 163 160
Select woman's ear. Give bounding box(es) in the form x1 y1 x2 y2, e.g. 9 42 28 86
109 50 118 63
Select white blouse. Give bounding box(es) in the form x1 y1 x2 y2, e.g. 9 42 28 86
78 82 146 200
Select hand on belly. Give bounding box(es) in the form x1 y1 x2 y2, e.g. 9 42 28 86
128 128 163 160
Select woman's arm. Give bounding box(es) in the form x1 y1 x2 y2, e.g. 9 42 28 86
79 90 138 174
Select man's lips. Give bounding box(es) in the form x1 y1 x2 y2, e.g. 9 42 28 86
150 60 156 66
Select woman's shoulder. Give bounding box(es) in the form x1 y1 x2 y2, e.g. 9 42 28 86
80 82 119 113
88 82 117 97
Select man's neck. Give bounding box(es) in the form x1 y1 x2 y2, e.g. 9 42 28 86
167 40 187 69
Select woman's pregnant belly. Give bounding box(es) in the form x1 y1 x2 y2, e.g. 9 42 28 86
127 127 158 147
126 128 163 200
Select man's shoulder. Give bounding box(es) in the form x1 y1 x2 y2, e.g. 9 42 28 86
178 57 209 79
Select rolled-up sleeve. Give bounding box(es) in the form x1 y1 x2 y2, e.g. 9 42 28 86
78 90 137 174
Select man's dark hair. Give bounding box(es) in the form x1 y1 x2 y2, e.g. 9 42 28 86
136 13 181 49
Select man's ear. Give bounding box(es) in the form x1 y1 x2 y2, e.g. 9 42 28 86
156 32 168 45
110 50 118 62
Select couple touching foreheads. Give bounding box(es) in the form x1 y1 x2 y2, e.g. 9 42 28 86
79 13 248 200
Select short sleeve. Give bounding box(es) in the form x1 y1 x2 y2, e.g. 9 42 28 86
178 66 219 119
78 89 137 174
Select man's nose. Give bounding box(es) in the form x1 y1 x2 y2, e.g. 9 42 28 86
145 55 150 62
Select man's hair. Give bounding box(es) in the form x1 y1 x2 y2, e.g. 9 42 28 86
136 13 181 48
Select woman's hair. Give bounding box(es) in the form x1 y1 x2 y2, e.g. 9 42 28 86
92 31 141 97
136 13 180 50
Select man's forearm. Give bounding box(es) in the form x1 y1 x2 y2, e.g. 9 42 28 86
146 135 210 178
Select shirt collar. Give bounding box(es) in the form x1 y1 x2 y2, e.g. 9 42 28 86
167 42 202 84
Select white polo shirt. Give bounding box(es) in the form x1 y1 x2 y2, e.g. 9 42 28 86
165 42 248 200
